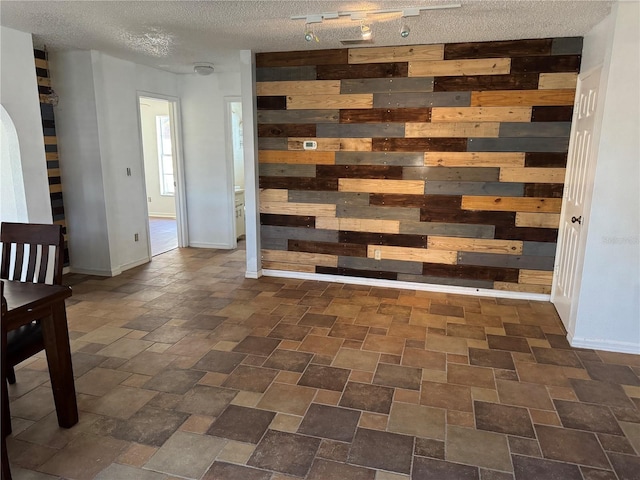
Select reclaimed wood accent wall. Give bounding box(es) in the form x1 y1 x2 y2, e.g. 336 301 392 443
34 49 69 264
256 38 582 294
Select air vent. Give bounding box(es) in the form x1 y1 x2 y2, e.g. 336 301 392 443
339 39 374 46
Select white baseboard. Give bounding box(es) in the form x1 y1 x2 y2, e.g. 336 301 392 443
69 266 116 277
118 257 151 274
189 242 233 249
245 269 263 279
148 214 176 219
261 269 551 302
567 333 640 354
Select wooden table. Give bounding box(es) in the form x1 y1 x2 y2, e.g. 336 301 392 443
2 281 77 436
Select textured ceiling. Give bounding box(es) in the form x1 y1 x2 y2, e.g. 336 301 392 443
0 1 614 73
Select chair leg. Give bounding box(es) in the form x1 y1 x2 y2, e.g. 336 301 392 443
5 368 15 386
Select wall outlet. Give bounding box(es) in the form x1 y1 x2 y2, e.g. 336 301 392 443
134 233 139 242
148 197 152 202
374 249 381 260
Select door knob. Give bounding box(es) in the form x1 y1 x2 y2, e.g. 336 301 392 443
571 216 582 225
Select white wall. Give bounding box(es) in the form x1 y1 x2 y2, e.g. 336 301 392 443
0 26 52 223
572 1 640 353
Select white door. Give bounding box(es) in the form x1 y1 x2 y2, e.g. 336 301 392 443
552 67 602 333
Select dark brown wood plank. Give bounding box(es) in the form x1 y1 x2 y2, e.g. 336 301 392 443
422 263 520 282
531 106 574 122
257 96 287 110
373 138 467 152
524 152 568 168
260 214 315 228
434 74 539 92
316 266 397 280
340 108 431 124
339 231 427 248
258 124 316 137
256 49 348 67
289 240 366 257
420 209 516 227
259 177 338 191
444 39 553 59
370 194 461 209
510 55 581 73
524 184 564 198
317 63 408 80
495 226 559 242
316 165 403 179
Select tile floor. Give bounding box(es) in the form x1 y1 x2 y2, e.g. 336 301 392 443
5 245 640 480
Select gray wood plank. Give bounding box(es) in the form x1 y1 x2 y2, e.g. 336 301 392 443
341 77 434 94
260 236 288 250
261 225 339 243
259 164 316 177
403 167 500 182
467 137 570 153
258 110 339 124
425 181 524 196
523 241 557 257
337 205 420 221
256 66 317 82
499 122 572 138
457 252 555 270
551 37 583 55
373 91 471 108
258 138 288 150
339 257 423 275
288 191 370 206
398 273 495 289
400 221 495 238
336 152 425 166
317 123 405 138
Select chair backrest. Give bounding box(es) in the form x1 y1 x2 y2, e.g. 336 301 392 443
0 222 64 286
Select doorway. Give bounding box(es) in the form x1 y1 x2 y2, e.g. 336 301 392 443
225 97 246 249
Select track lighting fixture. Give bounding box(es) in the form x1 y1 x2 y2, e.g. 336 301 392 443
400 24 410 38
360 22 372 40
304 24 318 42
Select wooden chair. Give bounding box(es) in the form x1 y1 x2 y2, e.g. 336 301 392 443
1 222 64 385
1 281 12 480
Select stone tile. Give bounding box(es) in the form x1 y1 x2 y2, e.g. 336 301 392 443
619 421 640 455
123 314 170 332
388 403 445 439
495 379 554 410
329 323 369 340
222 365 278 393
257 383 316 416
111 406 189 447
412 457 479 480
74 367 131 396
333 348 380 372
532 347 583 368
94 463 168 480
554 399 624 435
447 323 486 340
193 350 246 374
571 378 635 408
298 334 344 357
414 437 445 459
8 468 60 480
298 364 350 392
374 363 422 390
402 348 447 371
508 436 541 457
203 462 271 480
516 362 570 387
447 364 495 389
598 432 637 455
474 401 535 438
446 425 511 472
182 313 226 331
425 333 468 355
143 369 205 394
216 440 256 464
179 414 215 434
164 336 216 357
233 335 281 355
298 403 360 442
340 382 394 414
9 386 55 421
469 348 515 370
207 405 275 443
268 323 312 341
144 431 226 479
584 361 640 386
487 335 531 353
349 428 414 474
264 349 313 372
299 312 338 328
578 467 617 480
96 338 153 359
420 381 473 412
536 425 610 469
503 323 546 339
316 439 350 462
608 452 640 480
80 385 157 419
248 430 320 477
512 455 582 480
76 326 131 345
141 325 191 343
177 384 238 416
307 458 375 480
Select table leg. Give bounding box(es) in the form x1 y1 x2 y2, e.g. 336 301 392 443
41 301 78 428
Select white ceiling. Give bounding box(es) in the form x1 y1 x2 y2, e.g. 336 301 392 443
0 1 614 74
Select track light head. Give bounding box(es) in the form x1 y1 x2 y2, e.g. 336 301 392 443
400 24 410 38
360 22 372 40
304 24 319 42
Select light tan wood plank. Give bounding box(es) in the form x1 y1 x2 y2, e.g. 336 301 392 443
287 94 373 110
37 76 51 87
259 189 288 203
49 184 62 193
317 217 400 234
262 249 338 268
431 107 532 123
519 269 553 286
367 245 457 265
515 212 561 229
47 168 61 177
35 58 48 69
44 136 57 145
538 73 578 90
259 201 336 217
46 152 59 161
288 138 372 152
338 178 424 194
256 80 340 96
406 122 500 138
409 58 511 77
494 282 551 294
262 261 316 273
258 150 335 165
470 89 576 107
427 236 523 255
500 168 566 184
461 196 562 213
425 152 525 167
349 45 444 64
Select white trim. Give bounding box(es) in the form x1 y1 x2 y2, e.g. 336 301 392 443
262 269 551 301
568 333 640 355
224 96 242 249
245 269 263 279
148 213 177 219
189 241 233 249
69 266 117 277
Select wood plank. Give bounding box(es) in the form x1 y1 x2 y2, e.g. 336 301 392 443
337 205 420 221
289 191 369 206
47 168 61 177
289 239 367 257
373 91 470 108
258 110 339 124
336 152 424 166
531 106 574 123
256 49 348 67
316 217 400 234
340 108 431 123
317 63 408 80
338 178 424 194
461 196 562 213
43 136 57 145
260 189 288 203
258 150 335 165
425 152 525 167
287 94 373 109
499 122 571 138
494 226 558 243
339 231 427 248
45 152 59 161
339 257 423 275
256 96 286 110
349 45 444 64
523 241 557 257
524 184 564 198
510 55 581 73
262 261 316 273
494 282 551 294
49 184 62 193
37 76 51 87
425 181 524 197
421 263 519 282
525 153 568 168
458 252 555 270
515 212 560 229
341 77 434 94
421 209 516 228
288 138 372 152
518 269 553 286
260 201 336 216
444 39 553 59
256 66 317 82
317 165 403 179
258 124 315 137
370 193 460 209
367 245 457 265
317 123 404 138
317 266 397 280
409 58 511 77
470 89 576 107
499 168 566 184
259 177 338 191
400 221 495 238
262 249 338 267
434 74 538 92
551 37 583 55
539 73 578 90
403 166 499 182
262 225 339 243
260 214 314 228
258 138 288 150
427 236 523 255
256 80 340 96
373 138 467 152
467 137 570 153
431 107 532 123
406 122 499 138
34 58 48 69
259 164 316 177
